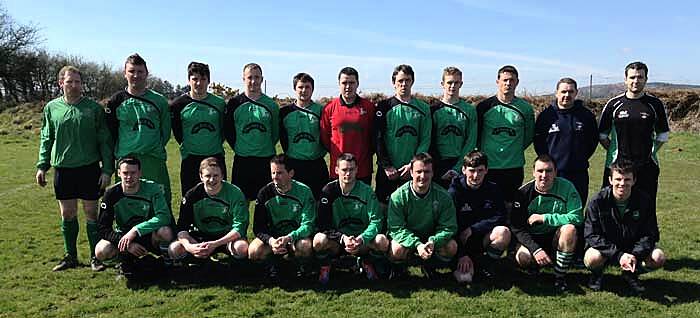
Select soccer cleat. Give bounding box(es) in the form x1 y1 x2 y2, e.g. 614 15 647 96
587 273 604 291
554 277 569 293
621 271 646 295
318 265 331 284
360 260 378 281
52 254 78 272
266 264 279 282
389 265 408 280
90 257 106 272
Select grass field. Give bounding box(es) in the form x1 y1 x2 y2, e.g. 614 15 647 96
1 133 699 317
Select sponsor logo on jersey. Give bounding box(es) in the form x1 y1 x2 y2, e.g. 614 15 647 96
631 210 640 220
292 132 316 143
201 216 228 226
483 200 493 209
395 126 419 137
360 108 367 116
440 125 463 136
242 122 267 134
492 127 516 136
548 123 560 133
617 110 630 119
291 203 300 213
192 122 216 134
132 118 156 130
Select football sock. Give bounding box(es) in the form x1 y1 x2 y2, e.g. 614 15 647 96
61 218 79 258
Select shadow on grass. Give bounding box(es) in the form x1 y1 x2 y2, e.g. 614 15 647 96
663 257 700 271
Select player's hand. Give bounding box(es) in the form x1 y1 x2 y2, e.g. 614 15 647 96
398 164 412 180
458 227 473 244
118 229 138 252
527 214 545 226
384 166 398 180
36 169 47 187
126 242 147 257
457 255 473 274
441 170 458 181
620 253 637 272
417 241 434 260
534 249 552 266
98 173 111 189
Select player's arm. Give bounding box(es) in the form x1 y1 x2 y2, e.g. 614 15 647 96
95 103 115 177
279 105 292 153
509 193 541 254
630 197 655 260
159 96 172 147
288 191 316 241
584 109 600 159
228 191 249 242
318 185 343 242
319 102 332 151
374 101 393 169
253 192 273 245
533 108 550 156
36 104 54 173
169 96 185 144
543 185 584 227
416 100 432 154
387 194 421 248
471 188 508 235
521 99 536 149
452 105 478 171
269 99 281 146
134 190 172 236
359 191 383 244
428 196 458 247
584 196 622 262
97 189 122 245
653 98 671 150
223 96 240 150
597 99 615 149
104 93 121 144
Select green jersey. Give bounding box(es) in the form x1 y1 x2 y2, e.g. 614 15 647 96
97 179 173 245
387 181 457 249
170 93 226 159
376 97 432 168
177 181 248 237
37 96 114 175
517 177 583 235
279 102 326 160
224 93 280 157
105 89 171 160
430 99 478 171
476 96 535 169
318 180 383 244
253 180 316 243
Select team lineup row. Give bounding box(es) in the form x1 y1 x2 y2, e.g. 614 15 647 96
36 54 669 294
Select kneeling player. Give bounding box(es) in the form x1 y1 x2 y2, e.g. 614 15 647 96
95 156 174 278
387 153 458 279
248 154 316 280
169 158 249 263
584 160 665 294
448 151 510 283
313 153 389 284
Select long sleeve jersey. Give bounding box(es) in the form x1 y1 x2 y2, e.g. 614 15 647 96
37 96 114 175
170 93 226 159
476 96 535 169
177 182 248 237
387 181 457 249
317 180 383 244
448 176 507 236
253 180 316 244
534 100 598 172
375 97 432 169
97 180 173 245
320 96 375 179
105 89 171 160
280 102 326 160
430 99 478 171
223 93 279 157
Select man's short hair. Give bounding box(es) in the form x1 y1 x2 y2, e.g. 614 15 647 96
338 67 359 80
58 65 81 82
293 72 314 89
270 154 291 171
462 150 488 169
497 65 518 79
243 63 262 75
337 152 357 165
610 159 636 179
118 155 141 170
625 61 648 78
392 64 415 83
533 153 557 170
199 157 221 174
442 66 462 81
125 53 148 72
188 62 210 80
556 77 578 90
410 152 433 168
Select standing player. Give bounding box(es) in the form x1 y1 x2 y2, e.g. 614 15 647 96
430 66 478 189
224 63 280 203
476 65 535 207
598 61 669 243
313 153 388 284
280 73 328 199
321 67 375 185
170 62 227 195
106 54 172 205
36 66 114 271
248 155 316 279
169 158 248 262
387 153 457 279
375 64 432 204
511 154 583 292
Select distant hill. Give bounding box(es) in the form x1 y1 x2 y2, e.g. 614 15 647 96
577 82 700 99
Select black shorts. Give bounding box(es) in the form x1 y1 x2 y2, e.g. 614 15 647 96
53 162 101 200
231 155 273 200
132 232 164 255
180 153 227 195
462 232 489 256
286 157 329 200
529 232 557 255
485 167 524 202
434 157 460 189
189 231 234 255
375 169 406 204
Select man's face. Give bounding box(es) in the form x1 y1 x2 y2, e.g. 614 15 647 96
338 74 358 101
610 170 635 201
60 71 82 98
497 71 518 97
393 71 414 97
462 165 487 189
441 74 463 100
295 80 314 104
335 159 357 186
625 68 647 94
118 163 142 191
124 63 148 90
189 73 209 97
556 83 577 108
243 67 263 95
410 160 433 193
533 160 556 193
200 166 223 194
271 162 293 189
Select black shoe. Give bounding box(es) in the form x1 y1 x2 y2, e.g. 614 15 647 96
296 264 311 279
587 273 604 291
421 265 438 280
266 264 279 282
117 261 136 280
621 271 645 295
52 254 78 272
477 260 496 280
554 276 569 293
389 265 408 280
90 257 106 272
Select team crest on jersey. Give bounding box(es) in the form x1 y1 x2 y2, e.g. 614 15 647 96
209 108 217 115
548 123 560 133
632 210 640 220
360 107 367 116
483 200 493 209
575 121 584 131
617 110 630 119
291 203 300 212
353 202 362 210
640 112 650 119
461 203 472 212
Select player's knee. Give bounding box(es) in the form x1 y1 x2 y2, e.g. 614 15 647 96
439 239 458 258
248 243 270 262
647 248 666 269
389 241 409 262
373 234 390 252
295 238 313 257
82 201 98 220
155 227 173 242
490 226 511 248
558 224 577 248
584 247 606 270
231 239 249 259
169 241 186 258
312 233 328 251
95 240 116 261
515 246 533 268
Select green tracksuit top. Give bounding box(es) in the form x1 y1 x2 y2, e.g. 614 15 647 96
317 180 383 244
387 181 457 249
376 97 432 168
170 93 226 159
280 102 326 160
253 180 316 243
518 177 583 235
37 96 114 175
476 96 535 169
105 89 171 160
224 93 280 157
430 99 478 171
177 181 248 237
97 179 173 245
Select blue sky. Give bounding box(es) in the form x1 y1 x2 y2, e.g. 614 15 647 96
5 0 699 98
